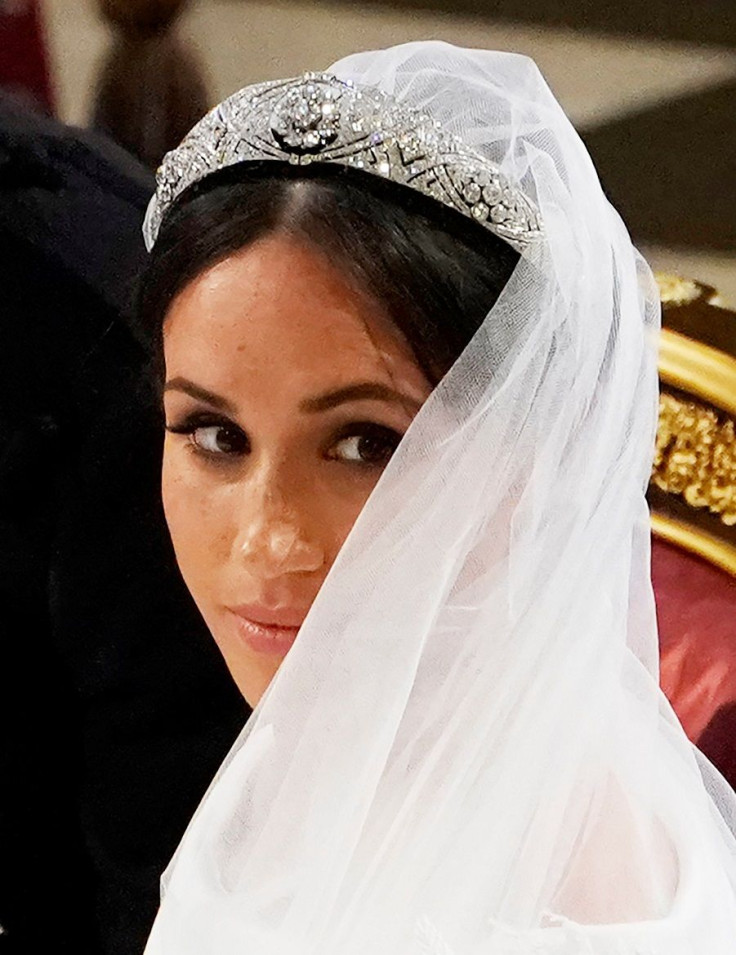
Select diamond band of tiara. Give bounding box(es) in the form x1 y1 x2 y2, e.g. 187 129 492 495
143 72 544 253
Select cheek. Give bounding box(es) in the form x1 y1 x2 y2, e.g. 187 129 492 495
305 464 379 552
161 443 232 596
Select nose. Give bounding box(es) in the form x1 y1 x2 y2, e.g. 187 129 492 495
233 470 325 578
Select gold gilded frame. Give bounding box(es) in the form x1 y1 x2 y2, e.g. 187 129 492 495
651 512 736 578
652 278 736 578
659 328 736 419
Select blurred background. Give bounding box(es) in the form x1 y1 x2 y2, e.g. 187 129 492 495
2 0 735 299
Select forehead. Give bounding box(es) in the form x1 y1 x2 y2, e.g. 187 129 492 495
162 234 429 395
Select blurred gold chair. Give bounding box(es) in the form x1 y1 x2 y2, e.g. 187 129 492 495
651 274 736 785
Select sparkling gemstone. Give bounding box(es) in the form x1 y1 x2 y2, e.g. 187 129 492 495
483 182 502 203
463 181 481 203
471 202 489 220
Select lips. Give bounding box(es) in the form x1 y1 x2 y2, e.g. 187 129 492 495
227 604 307 655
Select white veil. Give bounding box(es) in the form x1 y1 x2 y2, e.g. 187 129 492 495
144 42 736 955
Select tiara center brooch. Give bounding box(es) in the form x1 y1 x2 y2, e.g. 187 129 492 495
143 72 544 253
270 81 343 154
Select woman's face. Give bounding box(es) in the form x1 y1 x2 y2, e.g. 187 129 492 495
162 234 432 706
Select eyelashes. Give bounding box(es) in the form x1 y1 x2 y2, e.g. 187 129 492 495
166 412 249 457
165 412 404 469
327 422 402 468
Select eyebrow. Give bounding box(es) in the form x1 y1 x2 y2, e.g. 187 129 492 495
163 377 422 415
163 378 238 414
299 382 423 414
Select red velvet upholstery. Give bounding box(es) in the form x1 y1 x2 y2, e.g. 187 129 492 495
653 536 736 785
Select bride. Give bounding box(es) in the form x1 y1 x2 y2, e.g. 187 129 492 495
139 41 736 955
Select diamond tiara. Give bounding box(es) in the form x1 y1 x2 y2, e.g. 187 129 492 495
143 72 544 253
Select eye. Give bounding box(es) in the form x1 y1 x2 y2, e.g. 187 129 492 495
166 413 249 458
328 423 402 468
190 424 247 456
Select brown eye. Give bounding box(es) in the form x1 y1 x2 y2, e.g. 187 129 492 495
166 413 249 458
330 423 402 468
190 425 248 456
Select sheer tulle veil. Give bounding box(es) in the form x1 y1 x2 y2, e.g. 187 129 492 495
144 42 736 955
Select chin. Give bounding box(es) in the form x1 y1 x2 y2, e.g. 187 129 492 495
236 667 282 708
219 638 286 708
195 601 295 706
208 605 297 706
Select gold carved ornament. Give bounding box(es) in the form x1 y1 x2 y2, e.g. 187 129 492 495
652 392 736 527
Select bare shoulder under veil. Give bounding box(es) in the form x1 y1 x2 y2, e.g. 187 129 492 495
143 41 736 955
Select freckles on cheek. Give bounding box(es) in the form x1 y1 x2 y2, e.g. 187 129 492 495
161 450 232 582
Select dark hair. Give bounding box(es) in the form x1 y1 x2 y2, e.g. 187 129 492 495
139 162 519 385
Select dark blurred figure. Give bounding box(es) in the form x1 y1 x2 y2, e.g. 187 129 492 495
0 96 245 953
0 0 54 114
92 0 209 169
